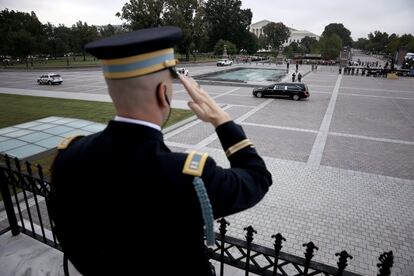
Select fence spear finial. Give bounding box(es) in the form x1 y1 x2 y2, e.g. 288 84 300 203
243 225 257 245
335 250 353 275
271 233 286 254
217 218 230 236
377 251 393 276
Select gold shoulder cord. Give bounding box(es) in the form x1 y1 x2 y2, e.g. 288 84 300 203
182 151 216 246
225 139 254 157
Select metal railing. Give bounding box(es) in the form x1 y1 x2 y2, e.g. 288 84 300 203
0 155 60 249
0 155 394 275
209 218 394 276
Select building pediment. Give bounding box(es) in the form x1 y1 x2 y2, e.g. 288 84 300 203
249 20 320 46
250 20 272 28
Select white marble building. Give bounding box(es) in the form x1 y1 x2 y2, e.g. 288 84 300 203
249 20 320 47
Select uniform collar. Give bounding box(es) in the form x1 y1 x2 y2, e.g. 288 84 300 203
105 120 164 142
114 116 161 131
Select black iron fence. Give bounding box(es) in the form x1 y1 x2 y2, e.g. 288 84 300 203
0 155 394 275
0 155 57 247
209 219 394 276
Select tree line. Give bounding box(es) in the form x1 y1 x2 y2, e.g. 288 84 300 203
354 31 414 56
0 5 342 63
0 0 259 62
283 23 352 60
1 1 413 63
0 9 121 62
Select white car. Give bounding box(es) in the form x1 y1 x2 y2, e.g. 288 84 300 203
217 59 233 66
37 73 63 85
176 67 189 76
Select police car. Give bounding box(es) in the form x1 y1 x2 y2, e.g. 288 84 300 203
37 73 63 85
217 59 233 66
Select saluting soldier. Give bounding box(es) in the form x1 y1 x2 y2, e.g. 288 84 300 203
49 26 272 276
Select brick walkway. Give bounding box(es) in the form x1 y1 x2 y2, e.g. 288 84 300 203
164 69 414 275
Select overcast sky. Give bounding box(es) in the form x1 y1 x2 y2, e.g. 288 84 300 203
1 0 413 40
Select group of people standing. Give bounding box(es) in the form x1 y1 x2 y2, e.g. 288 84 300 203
287 61 303 82
291 72 302 82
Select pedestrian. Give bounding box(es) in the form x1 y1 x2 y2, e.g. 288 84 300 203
295 62 299 72
292 72 296 82
297 72 302 82
48 26 272 276
287 62 290 70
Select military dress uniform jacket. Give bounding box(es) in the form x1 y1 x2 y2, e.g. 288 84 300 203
50 120 272 275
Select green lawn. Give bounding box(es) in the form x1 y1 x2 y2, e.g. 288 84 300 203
0 93 193 128
0 93 194 176
0 94 116 127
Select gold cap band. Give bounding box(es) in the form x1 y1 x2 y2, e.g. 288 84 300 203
101 48 177 79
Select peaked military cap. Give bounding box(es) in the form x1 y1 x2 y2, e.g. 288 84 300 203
85 26 182 79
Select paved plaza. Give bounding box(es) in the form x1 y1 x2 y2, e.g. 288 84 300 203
0 60 413 275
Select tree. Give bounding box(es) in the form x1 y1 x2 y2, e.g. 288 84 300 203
300 36 318 53
385 34 399 55
400 34 414 52
8 30 35 62
262 22 290 51
42 23 74 58
190 3 209 53
54 25 74 58
213 39 236 55
204 0 252 51
242 32 259 54
257 35 268 51
354 32 414 56
116 0 165 30
163 0 205 61
367 31 390 53
117 0 206 61
43 22 57 56
99 24 121 38
322 23 352 47
0 9 45 59
319 34 342 59
283 41 306 59
72 21 98 61
353 37 369 50
283 42 297 59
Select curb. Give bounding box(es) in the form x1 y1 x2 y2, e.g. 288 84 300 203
162 115 199 134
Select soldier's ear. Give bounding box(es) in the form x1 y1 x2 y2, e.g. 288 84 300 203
156 82 169 107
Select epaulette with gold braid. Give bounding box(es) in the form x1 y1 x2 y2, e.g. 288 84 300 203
57 135 84 150
182 151 208 176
